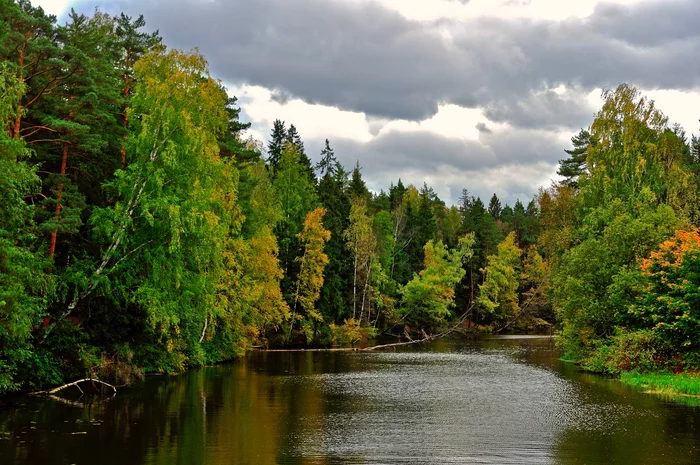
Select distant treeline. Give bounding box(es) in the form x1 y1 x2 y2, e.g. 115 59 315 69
1 1 699 393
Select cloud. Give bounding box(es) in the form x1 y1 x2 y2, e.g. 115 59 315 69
317 126 567 205
90 0 700 126
475 122 492 134
61 0 699 206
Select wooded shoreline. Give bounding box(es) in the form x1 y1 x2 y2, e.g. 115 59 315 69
2 0 700 396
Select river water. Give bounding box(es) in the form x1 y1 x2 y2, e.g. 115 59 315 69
1 336 699 464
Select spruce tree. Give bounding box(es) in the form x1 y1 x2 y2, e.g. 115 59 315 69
316 145 351 323
286 123 315 185
349 161 370 201
267 119 286 171
488 193 502 219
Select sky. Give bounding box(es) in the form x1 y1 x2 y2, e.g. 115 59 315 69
34 0 700 206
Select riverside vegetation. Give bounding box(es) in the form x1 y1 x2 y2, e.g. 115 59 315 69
1 1 700 397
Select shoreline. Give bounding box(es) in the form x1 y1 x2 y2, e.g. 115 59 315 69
620 370 700 399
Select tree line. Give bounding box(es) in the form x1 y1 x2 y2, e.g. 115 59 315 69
1 1 699 393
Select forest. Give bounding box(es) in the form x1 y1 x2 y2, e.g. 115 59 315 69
1 0 700 394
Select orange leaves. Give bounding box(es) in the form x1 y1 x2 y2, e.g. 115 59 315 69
641 229 700 275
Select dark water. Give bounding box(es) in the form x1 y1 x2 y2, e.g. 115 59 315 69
1 336 699 464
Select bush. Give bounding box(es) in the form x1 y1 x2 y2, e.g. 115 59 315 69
583 328 660 374
328 318 365 346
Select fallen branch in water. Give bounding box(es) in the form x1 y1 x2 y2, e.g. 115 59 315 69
32 378 117 396
262 305 475 352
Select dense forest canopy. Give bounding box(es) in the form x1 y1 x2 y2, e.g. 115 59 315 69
1 0 700 393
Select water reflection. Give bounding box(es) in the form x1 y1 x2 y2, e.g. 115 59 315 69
1 337 699 464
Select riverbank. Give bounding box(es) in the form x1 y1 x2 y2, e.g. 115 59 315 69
620 370 700 397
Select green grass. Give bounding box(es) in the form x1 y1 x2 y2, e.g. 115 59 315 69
620 370 700 397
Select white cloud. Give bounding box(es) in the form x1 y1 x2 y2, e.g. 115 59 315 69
31 0 72 17
643 89 700 136
235 85 374 143
368 0 646 22
37 0 700 206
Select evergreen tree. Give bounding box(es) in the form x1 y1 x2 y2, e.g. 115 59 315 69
0 64 51 392
512 200 526 245
458 189 472 215
488 193 502 219
0 0 62 141
372 189 391 212
273 144 318 306
389 178 407 210
38 10 122 262
316 147 351 323
286 123 315 185
114 12 160 168
267 119 286 171
218 96 256 164
558 129 592 188
521 200 540 247
348 161 371 201
316 139 336 177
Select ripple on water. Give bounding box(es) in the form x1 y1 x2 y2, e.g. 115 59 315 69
280 349 648 464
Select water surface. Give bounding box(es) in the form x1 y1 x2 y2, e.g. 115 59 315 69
1 337 699 464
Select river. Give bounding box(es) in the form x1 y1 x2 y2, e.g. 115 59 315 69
1 336 699 464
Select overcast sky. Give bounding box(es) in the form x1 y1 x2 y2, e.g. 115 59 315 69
36 0 700 206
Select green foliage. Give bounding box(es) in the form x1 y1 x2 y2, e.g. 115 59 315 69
291 208 331 343
583 329 660 375
477 233 521 325
0 63 51 392
328 318 364 346
631 229 700 352
557 129 592 188
547 85 700 369
399 234 474 329
273 143 318 305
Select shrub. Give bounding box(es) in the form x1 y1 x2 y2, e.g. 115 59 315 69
583 328 660 374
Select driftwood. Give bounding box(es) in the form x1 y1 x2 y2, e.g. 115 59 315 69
32 378 117 397
262 305 475 353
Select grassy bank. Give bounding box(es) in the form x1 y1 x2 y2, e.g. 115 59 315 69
620 371 700 397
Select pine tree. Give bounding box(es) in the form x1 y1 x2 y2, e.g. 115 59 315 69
114 13 160 168
558 129 591 188
0 63 51 392
39 10 122 261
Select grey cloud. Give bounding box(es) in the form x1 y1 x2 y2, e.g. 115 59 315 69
591 1 700 48
482 89 596 130
303 128 563 205
89 0 700 128
475 122 492 134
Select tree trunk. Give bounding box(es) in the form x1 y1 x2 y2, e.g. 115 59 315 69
12 43 26 139
120 52 130 169
352 251 357 319
49 143 69 260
